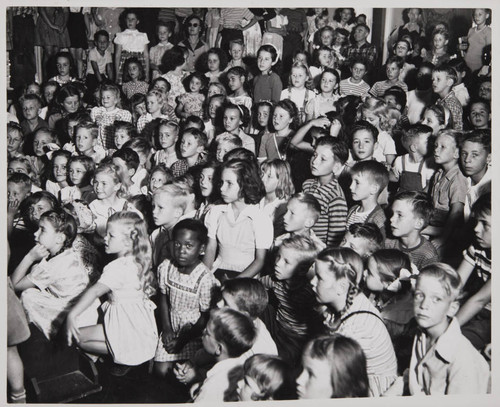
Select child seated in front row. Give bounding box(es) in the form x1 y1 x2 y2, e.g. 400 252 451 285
341 222 384 261
347 160 389 239
260 235 323 366
171 128 208 177
386 191 439 269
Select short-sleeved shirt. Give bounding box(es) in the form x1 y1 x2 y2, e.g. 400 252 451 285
89 197 127 237
385 237 439 269
339 78 370 97
149 42 174 67
436 92 463 130
373 131 397 163
219 8 254 29
114 29 149 52
87 46 112 75
369 79 408 98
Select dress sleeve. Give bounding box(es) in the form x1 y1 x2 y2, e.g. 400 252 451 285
98 258 131 290
253 209 274 249
114 32 124 45
204 206 223 240
157 260 171 294
198 271 220 312
26 260 53 290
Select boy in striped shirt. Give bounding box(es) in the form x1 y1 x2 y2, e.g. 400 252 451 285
339 57 370 97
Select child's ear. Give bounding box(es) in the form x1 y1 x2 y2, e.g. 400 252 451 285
409 143 418 153
447 300 460 318
55 232 66 246
332 160 342 175
486 153 491 165
414 216 424 230
304 217 315 229
92 138 98 147
196 144 205 154
337 277 350 295
128 167 136 178
199 243 206 256
453 147 460 160
369 183 379 195
174 206 183 219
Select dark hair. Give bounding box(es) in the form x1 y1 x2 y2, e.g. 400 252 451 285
350 120 379 143
48 149 72 183
353 22 370 35
112 147 140 171
393 190 434 228
68 155 95 187
346 222 384 254
206 47 228 72
113 121 138 144
315 136 349 165
182 127 208 150
183 115 206 132
122 57 146 83
8 172 32 191
173 218 208 245
333 8 356 24
274 99 300 131
94 29 109 42
369 249 412 286
317 68 340 93
56 83 81 107
161 46 187 73
224 147 258 166
349 56 368 70
471 192 491 219
182 71 209 92
402 8 422 24
123 136 151 155
350 160 389 193
221 158 265 204
20 92 43 109
149 77 171 93
223 102 250 128
258 44 279 64
183 14 204 36
461 128 491 154
383 86 407 111
40 208 78 249
221 278 268 318
54 51 76 78
401 124 433 151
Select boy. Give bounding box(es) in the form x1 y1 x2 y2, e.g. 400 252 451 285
339 57 370 97
347 160 389 239
112 148 141 196
408 263 489 394
302 137 348 247
260 235 323 366
460 129 490 221
215 133 242 163
341 222 384 260
150 21 175 80
386 191 439 269
432 65 463 130
19 94 48 137
150 184 188 269
171 128 207 177
369 56 408 98
74 121 106 164
426 130 467 254
7 122 25 159
390 124 435 193
384 86 410 129
456 194 491 351
86 30 114 93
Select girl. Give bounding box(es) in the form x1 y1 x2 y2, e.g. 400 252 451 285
113 121 138 152
263 8 287 63
311 247 398 396
66 211 158 374
64 155 96 204
359 97 397 166
207 82 227 99
8 157 41 191
297 334 369 399
154 219 220 376
49 51 77 86
305 68 340 121
249 101 273 154
310 46 335 84
226 67 253 112
331 8 356 32
225 39 248 71
204 94 226 145
45 150 71 199
463 9 491 72
259 159 294 237
203 158 273 281
121 57 149 100
150 21 174 80
280 62 315 125
147 164 173 195
161 46 188 108
42 81 60 120
237 354 296 401
176 72 207 119
203 48 227 83
137 90 168 134
129 93 147 125
114 9 150 85
221 103 255 154
196 161 220 221
47 84 82 130
422 28 450 67
258 99 298 161
153 119 180 167
12 209 97 340
253 45 283 103
89 163 127 239
420 104 452 136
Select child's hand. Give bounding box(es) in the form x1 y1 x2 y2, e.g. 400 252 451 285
312 117 331 129
174 361 197 384
28 244 50 263
65 315 80 346
7 198 20 215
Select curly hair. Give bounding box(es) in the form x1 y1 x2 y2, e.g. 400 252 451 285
122 57 146 83
48 149 71 183
161 46 187 73
94 162 128 199
40 208 78 251
204 47 228 73
221 158 265 204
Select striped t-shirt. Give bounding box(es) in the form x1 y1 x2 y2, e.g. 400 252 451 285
339 78 370 97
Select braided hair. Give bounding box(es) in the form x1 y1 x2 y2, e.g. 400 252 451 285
39 208 78 259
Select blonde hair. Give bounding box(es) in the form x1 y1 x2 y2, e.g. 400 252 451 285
358 97 391 132
94 162 128 199
153 183 188 213
260 159 295 200
288 62 314 90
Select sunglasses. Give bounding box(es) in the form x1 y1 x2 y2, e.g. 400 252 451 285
188 23 199 27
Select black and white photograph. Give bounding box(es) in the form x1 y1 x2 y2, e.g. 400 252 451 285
3 2 496 405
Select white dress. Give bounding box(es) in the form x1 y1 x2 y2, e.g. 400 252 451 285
98 256 158 366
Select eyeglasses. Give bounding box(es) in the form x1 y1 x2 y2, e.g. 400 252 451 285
187 23 199 27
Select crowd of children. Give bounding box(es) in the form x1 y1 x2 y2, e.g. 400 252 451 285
6 7 492 403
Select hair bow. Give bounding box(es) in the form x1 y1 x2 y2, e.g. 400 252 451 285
386 268 412 293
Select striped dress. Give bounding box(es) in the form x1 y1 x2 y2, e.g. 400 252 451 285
302 178 347 247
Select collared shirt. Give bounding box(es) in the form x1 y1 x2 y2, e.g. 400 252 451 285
346 41 378 66
178 39 209 73
464 169 491 221
436 92 463 130
409 318 490 395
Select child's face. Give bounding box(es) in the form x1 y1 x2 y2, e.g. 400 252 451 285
126 13 139 30
257 105 271 127
394 42 410 58
420 110 444 135
101 90 118 110
29 198 53 224
413 275 457 336
8 182 29 205
22 100 41 120
207 53 221 72
310 259 340 306
390 199 420 238
478 81 491 100
274 246 300 281
363 257 386 292
261 166 279 195
320 72 337 94
460 140 490 179
208 84 223 98
153 80 169 95
296 353 333 399
474 212 491 249
157 25 171 42
386 62 400 81
431 71 451 95
473 9 489 26
112 157 133 183
67 120 79 139
283 199 309 232
230 43 243 61
44 85 57 104
257 50 274 74
352 129 376 161
56 57 71 77
180 133 202 158
158 125 178 149
149 170 168 193
469 103 490 129
320 30 334 47
75 127 96 154
216 141 234 162
291 66 307 88
341 232 372 259
340 8 352 22
201 319 219 356
200 167 214 197
350 172 373 202
7 130 23 154
146 95 161 114
134 101 147 117
93 172 120 200
432 33 448 50
33 132 52 157
104 221 130 256
152 193 181 227
227 73 244 92
237 375 261 402
318 50 333 68
96 35 109 52
310 144 338 178
223 108 242 133
69 161 86 186
189 76 203 93
53 155 68 183
34 218 64 254
351 63 366 81
173 229 204 268
8 161 29 176
209 98 223 119
294 53 307 65
114 128 131 150
220 168 241 204
128 63 141 80
272 106 292 132
433 134 458 166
